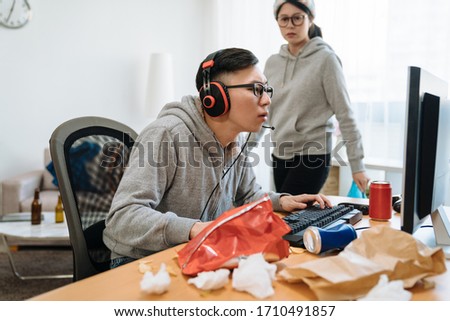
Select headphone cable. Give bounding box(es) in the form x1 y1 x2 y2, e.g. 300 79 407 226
199 132 252 221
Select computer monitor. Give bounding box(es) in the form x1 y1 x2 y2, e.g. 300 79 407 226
400 66 450 258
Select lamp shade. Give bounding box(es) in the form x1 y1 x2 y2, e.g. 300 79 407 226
145 53 175 118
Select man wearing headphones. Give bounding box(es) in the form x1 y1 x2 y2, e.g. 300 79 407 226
103 48 331 268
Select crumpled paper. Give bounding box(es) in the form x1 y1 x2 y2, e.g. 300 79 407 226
358 274 412 301
278 226 447 300
140 263 171 294
232 253 277 299
188 269 230 290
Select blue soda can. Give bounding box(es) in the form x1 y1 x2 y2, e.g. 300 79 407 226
303 224 357 254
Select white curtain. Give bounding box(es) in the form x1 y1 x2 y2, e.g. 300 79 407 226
212 0 450 164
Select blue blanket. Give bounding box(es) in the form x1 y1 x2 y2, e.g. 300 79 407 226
46 141 102 192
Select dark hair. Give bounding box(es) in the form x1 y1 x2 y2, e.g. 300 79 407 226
195 48 259 91
309 24 322 38
276 0 322 39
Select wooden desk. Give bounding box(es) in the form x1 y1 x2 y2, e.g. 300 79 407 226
30 196 450 301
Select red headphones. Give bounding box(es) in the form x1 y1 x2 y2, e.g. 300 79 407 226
199 50 231 117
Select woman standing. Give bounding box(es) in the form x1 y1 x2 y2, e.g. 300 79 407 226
265 0 369 195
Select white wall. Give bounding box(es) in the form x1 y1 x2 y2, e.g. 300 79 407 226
0 0 210 192
0 0 278 215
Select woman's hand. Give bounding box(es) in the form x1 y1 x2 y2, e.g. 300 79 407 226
279 193 333 212
352 171 370 194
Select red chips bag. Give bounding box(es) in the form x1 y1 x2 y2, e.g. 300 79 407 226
177 195 291 276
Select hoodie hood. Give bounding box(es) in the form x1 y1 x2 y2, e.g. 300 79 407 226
279 37 333 85
152 95 245 159
155 95 217 147
279 36 331 59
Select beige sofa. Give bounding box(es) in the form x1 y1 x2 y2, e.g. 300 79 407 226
0 149 70 246
1 149 60 216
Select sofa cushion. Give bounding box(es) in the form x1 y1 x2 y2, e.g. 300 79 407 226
20 190 59 213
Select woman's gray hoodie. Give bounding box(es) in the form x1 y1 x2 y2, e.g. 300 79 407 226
264 37 365 173
103 95 284 259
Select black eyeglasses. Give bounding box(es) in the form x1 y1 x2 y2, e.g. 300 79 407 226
226 83 274 98
277 14 307 27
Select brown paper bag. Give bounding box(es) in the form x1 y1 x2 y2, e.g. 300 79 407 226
278 225 447 300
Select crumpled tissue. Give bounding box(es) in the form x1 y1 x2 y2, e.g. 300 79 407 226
188 269 230 291
140 263 171 294
232 253 277 299
358 274 412 301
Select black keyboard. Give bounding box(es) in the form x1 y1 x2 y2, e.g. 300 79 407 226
282 204 363 248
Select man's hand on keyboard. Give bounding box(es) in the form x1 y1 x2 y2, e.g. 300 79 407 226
279 194 332 212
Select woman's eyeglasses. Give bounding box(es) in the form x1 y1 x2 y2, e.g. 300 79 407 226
277 14 306 27
226 83 274 98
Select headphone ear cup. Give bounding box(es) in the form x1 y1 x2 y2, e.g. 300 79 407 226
199 87 215 110
200 81 230 117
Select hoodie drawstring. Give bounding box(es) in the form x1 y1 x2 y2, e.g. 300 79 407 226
282 56 289 87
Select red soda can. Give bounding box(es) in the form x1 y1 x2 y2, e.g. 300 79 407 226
369 181 392 221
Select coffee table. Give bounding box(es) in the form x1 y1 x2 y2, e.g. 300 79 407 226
0 212 72 280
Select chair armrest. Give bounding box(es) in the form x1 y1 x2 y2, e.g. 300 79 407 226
1 170 43 214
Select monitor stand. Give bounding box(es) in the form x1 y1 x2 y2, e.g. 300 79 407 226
431 206 450 259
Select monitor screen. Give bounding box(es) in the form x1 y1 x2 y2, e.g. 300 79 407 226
400 66 450 258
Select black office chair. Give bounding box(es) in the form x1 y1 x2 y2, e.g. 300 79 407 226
49 116 138 281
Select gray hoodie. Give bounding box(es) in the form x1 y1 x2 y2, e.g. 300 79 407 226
103 95 284 259
264 37 365 173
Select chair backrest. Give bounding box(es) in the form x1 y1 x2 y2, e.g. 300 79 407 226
49 116 138 281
